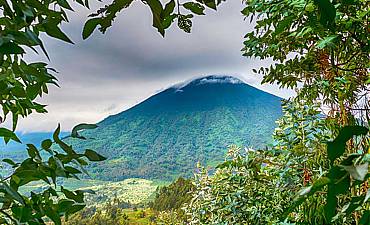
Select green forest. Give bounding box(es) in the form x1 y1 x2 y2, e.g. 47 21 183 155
0 0 369 224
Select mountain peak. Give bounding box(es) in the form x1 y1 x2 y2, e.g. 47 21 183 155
77 75 282 181
171 75 244 92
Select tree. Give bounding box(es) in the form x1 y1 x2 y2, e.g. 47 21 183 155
1 0 368 223
0 0 108 222
0 0 226 223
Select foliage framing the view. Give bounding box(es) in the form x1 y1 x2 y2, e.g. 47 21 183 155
0 0 111 221
0 0 369 223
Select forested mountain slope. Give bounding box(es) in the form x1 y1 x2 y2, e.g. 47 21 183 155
74 75 283 181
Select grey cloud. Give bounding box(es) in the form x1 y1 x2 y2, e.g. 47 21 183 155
17 1 293 132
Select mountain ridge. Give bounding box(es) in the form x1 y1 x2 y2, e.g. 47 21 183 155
74 75 283 181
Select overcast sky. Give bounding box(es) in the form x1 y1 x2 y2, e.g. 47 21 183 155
13 0 294 132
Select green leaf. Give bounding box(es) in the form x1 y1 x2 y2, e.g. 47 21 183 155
0 42 25 54
71 123 98 139
283 177 330 219
144 0 165 36
178 15 192 33
84 149 107 161
64 166 82 174
327 126 368 164
197 0 216 10
360 210 370 225
274 16 294 35
183 2 205 15
42 139 53 149
43 21 74 44
54 124 76 155
58 199 74 212
82 18 100 40
66 203 85 217
57 0 73 10
315 0 336 27
326 166 350 220
2 158 17 167
79 189 96 194
0 128 21 143
61 187 84 203
162 0 175 17
26 144 41 160
11 206 32 223
44 205 61 225
316 35 338 49
1 182 25 205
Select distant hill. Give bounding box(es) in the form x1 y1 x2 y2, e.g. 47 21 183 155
71 75 283 181
0 132 67 162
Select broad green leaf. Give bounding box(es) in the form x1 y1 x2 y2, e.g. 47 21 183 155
45 205 62 225
42 139 53 149
0 42 25 54
66 203 85 217
183 2 205 15
162 0 175 17
178 15 192 33
11 206 32 223
61 187 84 203
274 16 294 35
54 125 76 155
144 0 165 36
2 158 17 166
26 144 41 160
82 18 100 39
84 149 107 161
360 210 370 225
327 126 368 164
316 35 338 49
315 0 336 27
71 123 98 139
197 0 216 10
1 182 25 205
326 166 350 220
43 21 74 44
57 0 73 10
0 128 21 143
58 199 74 212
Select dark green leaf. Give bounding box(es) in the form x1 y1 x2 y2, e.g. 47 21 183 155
57 0 73 10
360 210 370 225
2 158 17 167
0 42 25 54
183 2 205 15
1 182 25 205
42 139 53 150
84 149 107 161
327 126 368 164
144 0 164 36
0 128 21 143
82 18 100 39
43 21 74 44
315 0 336 27
71 123 98 139
61 187 84 203
162 0 175 17
316 35 338 49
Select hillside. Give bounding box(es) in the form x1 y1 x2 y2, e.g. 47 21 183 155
72 75 283 181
